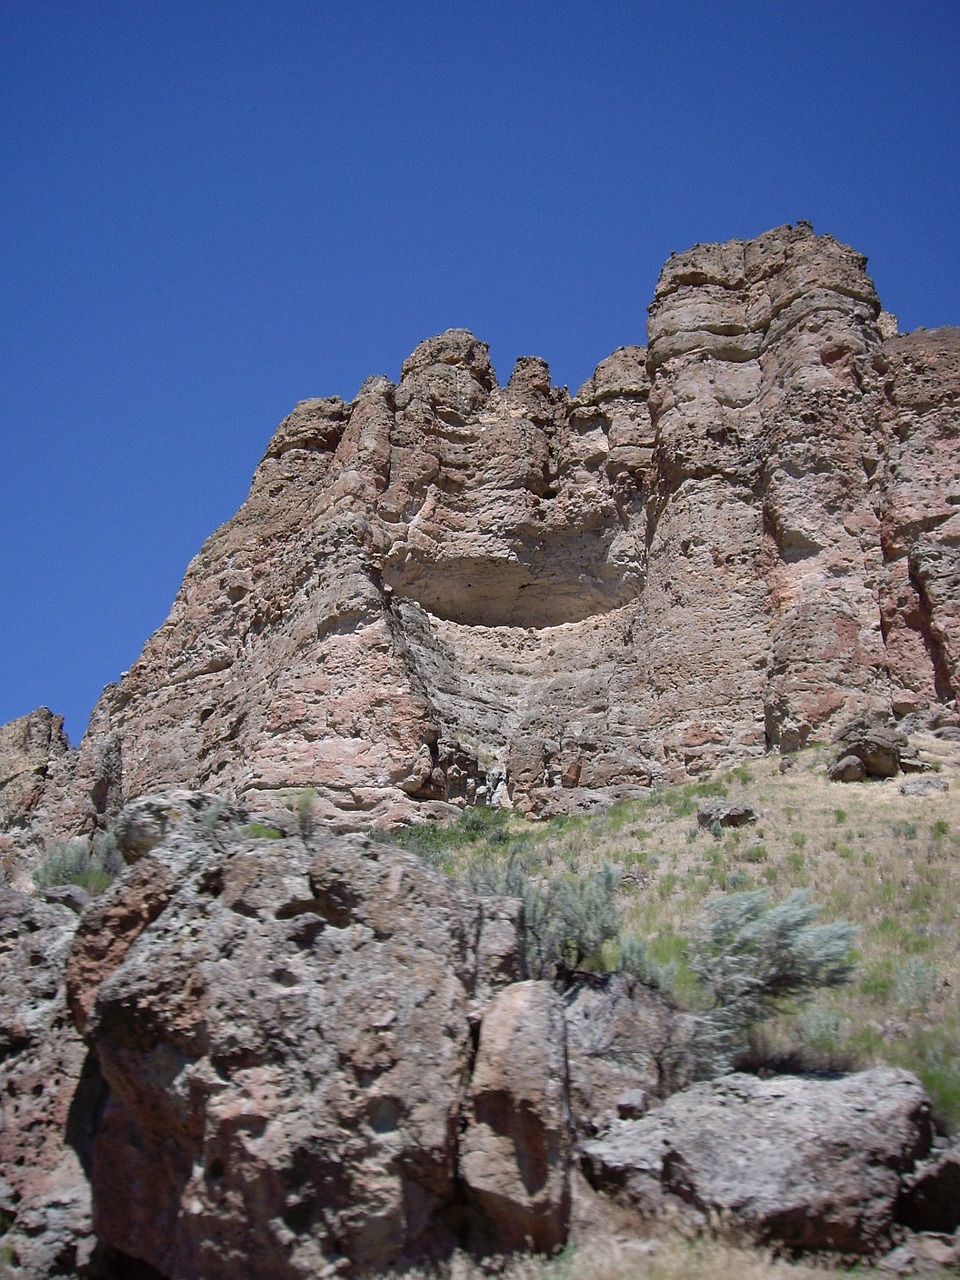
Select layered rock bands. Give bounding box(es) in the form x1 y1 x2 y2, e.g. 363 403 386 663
4 223 959 847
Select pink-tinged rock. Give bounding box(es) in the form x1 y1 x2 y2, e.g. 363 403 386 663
4 226 958 844
0 888 93 1275
66 795 528 1277
460 981 572 1252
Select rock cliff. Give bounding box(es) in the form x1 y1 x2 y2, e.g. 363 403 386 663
3 223 959 852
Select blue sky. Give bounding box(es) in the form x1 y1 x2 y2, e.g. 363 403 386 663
2 1 958 743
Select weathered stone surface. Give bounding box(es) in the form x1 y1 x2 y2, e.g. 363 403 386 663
581 1069 933 1252
64 795 545 1277
4 225 959 843
563 972 696 1136
899 775 949 796
899 1145 960 1234
831 718 918 779
0 888 93 1276
0 708 72 881
459 981 571 1252
696 800 757 829
829 753 868 783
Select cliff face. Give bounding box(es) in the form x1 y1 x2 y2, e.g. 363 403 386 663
5 223 959 843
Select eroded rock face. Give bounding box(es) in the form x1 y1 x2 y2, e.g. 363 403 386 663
581 1069 933 1253
0 888 93 1276
64 798 555 1277
0 709 72 876
4 224 959 842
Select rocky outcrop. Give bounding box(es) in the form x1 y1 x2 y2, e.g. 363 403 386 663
4 794 960 1275
0 889 93 1276
0 709 71 874
3 223 959 846
581 1069 934 1253
62 796 565 1277
828 716 926 782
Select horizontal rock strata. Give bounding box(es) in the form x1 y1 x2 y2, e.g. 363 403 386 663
2 223 958 847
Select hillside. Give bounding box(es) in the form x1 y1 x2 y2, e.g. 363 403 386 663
1 224 959 1278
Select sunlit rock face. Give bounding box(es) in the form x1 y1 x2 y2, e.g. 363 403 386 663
5 223 959 840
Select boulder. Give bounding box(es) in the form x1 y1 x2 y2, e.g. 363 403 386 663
459 981 572 1252
696 800 757 829
898 776 949 796
64 794 560 1278
829 754 867 783
581 1069 933 1252
830 719 912 779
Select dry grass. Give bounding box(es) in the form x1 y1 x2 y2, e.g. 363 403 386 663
408 1235 844 1280
393 731 960 1128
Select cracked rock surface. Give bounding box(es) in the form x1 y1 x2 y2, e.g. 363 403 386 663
2 224 959 849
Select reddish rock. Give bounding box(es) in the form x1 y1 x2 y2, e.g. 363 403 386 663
0 888 93 1275
65 795 539 1277
2 225 957 843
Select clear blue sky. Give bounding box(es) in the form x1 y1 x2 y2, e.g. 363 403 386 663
2 1 958 743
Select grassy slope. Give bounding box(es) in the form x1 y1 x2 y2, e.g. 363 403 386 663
392 731 960 1131
392 733 960 1275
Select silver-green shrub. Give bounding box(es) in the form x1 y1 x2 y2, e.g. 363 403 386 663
688 888 856 1074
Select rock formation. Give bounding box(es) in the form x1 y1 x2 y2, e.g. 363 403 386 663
0 889 94 1276
3 793 959 1277
581 1069 936 1252
1 223 958 854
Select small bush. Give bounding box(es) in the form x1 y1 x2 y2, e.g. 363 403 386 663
241 823 285 839
740 843 766 863
687 889 856 1074
894 957 939 1015
469 857 623 980
33 833 122 897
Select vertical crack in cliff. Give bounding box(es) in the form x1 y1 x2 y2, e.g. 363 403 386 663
908 553 955 702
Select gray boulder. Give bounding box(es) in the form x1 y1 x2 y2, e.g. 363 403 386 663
581 1069 933 1252
696 800 757 829
830 718 926 781
64 795 569 1278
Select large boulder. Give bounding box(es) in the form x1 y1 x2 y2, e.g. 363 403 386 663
64 796 562 1278
459 981 571 1252
581 1069 933 1253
